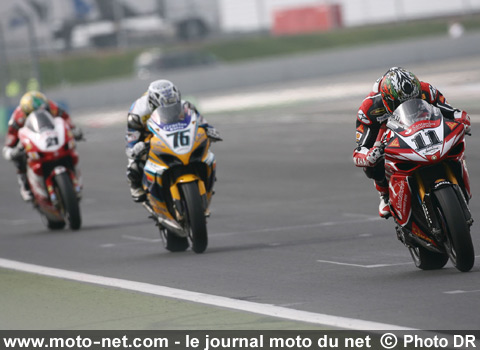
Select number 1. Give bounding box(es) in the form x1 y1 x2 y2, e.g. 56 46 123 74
412 130 441 151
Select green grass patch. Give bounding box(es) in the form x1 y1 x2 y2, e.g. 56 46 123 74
39 49 142 88
204 16 480 62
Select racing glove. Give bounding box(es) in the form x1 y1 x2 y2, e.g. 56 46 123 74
202 125 222 142
353 146 384 167
366 147 384 167
72 127 84 141
2 145 25 162
454 110 471 135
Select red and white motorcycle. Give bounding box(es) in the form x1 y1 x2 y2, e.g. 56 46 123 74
383 99 474 272
18 110 82 230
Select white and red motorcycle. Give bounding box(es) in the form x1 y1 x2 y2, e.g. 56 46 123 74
18 110 83 230
383 99 474 272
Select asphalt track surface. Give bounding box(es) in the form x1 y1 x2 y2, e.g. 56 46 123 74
1 54 480 330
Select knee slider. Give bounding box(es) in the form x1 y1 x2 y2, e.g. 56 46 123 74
127 161 144 184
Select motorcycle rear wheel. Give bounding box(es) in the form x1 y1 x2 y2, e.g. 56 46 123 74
40 213 66 230
408 246 449 270
55 172 82 230
46 219 66 230
433 186 474 272
180 182 208 254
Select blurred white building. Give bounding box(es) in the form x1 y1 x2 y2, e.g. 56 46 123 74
0 0 479 52
219 0 480 32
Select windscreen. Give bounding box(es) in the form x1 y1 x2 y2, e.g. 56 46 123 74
387 99 441 129
25 110 55 133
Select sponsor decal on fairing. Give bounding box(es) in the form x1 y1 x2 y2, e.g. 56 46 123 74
160 121 190 132
402 120 441 136
389 175 412 226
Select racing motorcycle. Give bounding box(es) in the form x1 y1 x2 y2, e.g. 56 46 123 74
18 110 82 230
141 108 218 254
382 99 474 272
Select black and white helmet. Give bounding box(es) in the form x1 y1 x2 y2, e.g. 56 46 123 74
380 68 421 114
147 80 182 123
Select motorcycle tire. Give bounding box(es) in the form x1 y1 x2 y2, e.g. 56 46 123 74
161 228 189 252
40 212 66 230
46 219 66 230
55 172 82 230
433 186 474 272
408 246 449 270
180 182 208 254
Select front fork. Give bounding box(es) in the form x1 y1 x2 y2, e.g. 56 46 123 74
170 174 208 221
45 166 81 206
416 163 473 241
394 162 472 250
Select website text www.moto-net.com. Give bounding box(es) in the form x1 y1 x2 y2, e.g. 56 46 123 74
1 331 479 350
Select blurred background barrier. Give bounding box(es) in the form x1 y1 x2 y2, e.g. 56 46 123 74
0 107 8 135
272 4 342 35
1 0 480 132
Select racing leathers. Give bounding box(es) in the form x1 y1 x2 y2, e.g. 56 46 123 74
353 80 471 217
125 94 220 202
2 100 82 201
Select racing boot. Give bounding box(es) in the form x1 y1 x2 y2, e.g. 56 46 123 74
17 173 33 202
376 180 391 219
127 160 146 202
130 184 146 203
379 194 391 219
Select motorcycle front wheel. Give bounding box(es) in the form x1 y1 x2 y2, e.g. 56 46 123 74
433 186 474 272
180 182 208 254
55 172 82 230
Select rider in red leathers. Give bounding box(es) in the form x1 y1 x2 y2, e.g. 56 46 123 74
353 67 471 218
2 91 83 201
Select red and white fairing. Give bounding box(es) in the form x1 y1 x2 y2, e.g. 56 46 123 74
383 99 468 227
18 111 81 217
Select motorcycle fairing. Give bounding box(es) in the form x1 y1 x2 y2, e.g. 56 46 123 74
385 105 467 229
144 109 213 229
148 110 197 157
386 114 465 164
459 157 472 199
18 113 80 222
385 115 443 163
19 118 67 154
27 167 49 199
389 174 412 227
20 118 79 177
411 221 437 246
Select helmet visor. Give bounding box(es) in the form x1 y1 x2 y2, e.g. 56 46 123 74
383 96 398 114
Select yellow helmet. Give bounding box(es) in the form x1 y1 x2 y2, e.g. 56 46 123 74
20 91 48 115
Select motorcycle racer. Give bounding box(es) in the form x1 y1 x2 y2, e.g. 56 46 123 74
125 79 221 202
353 67 471 218
2 91 83 201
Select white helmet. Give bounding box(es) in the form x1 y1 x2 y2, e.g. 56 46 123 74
148 80 182 123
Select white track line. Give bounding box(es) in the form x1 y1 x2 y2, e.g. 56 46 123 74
444 289 480 295
0 258 415 331
316 260 413 268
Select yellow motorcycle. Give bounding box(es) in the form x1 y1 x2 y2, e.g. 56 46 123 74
141 107 219 253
